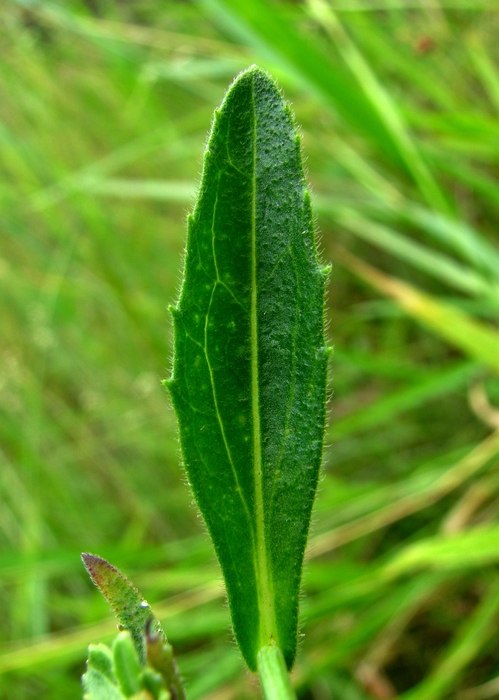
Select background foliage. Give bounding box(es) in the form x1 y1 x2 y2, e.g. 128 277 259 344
2 1 499 698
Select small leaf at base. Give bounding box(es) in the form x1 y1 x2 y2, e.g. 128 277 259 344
82 553 164 665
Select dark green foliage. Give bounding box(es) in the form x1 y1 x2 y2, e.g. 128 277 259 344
167 67 328 670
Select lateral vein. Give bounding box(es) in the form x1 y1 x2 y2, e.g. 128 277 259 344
204 284 253 525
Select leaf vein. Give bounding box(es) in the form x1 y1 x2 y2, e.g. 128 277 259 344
211 174 245 309
204 276 254 532
250 77 278 647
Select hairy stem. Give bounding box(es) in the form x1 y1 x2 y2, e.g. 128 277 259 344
257 645 297 700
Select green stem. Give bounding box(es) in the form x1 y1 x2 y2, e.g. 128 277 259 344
257 645 297 700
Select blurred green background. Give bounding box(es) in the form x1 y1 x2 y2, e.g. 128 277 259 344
2 0 499 698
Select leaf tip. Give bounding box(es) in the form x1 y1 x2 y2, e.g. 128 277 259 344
82 553 121 591
245 62 265 74
237 63 275 90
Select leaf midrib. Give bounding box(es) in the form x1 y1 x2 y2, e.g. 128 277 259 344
250 76 278 649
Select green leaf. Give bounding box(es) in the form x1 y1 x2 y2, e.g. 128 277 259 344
112 632 142 697
81 553 163 665
87 645 116 683
166 66 328 670
82 668 127 700
81 556 186 700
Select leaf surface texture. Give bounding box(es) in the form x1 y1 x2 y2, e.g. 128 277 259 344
167 66 328 670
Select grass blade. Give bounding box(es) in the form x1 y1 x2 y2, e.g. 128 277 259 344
306 0 450 213
336 246 499 375
399 580 499 700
